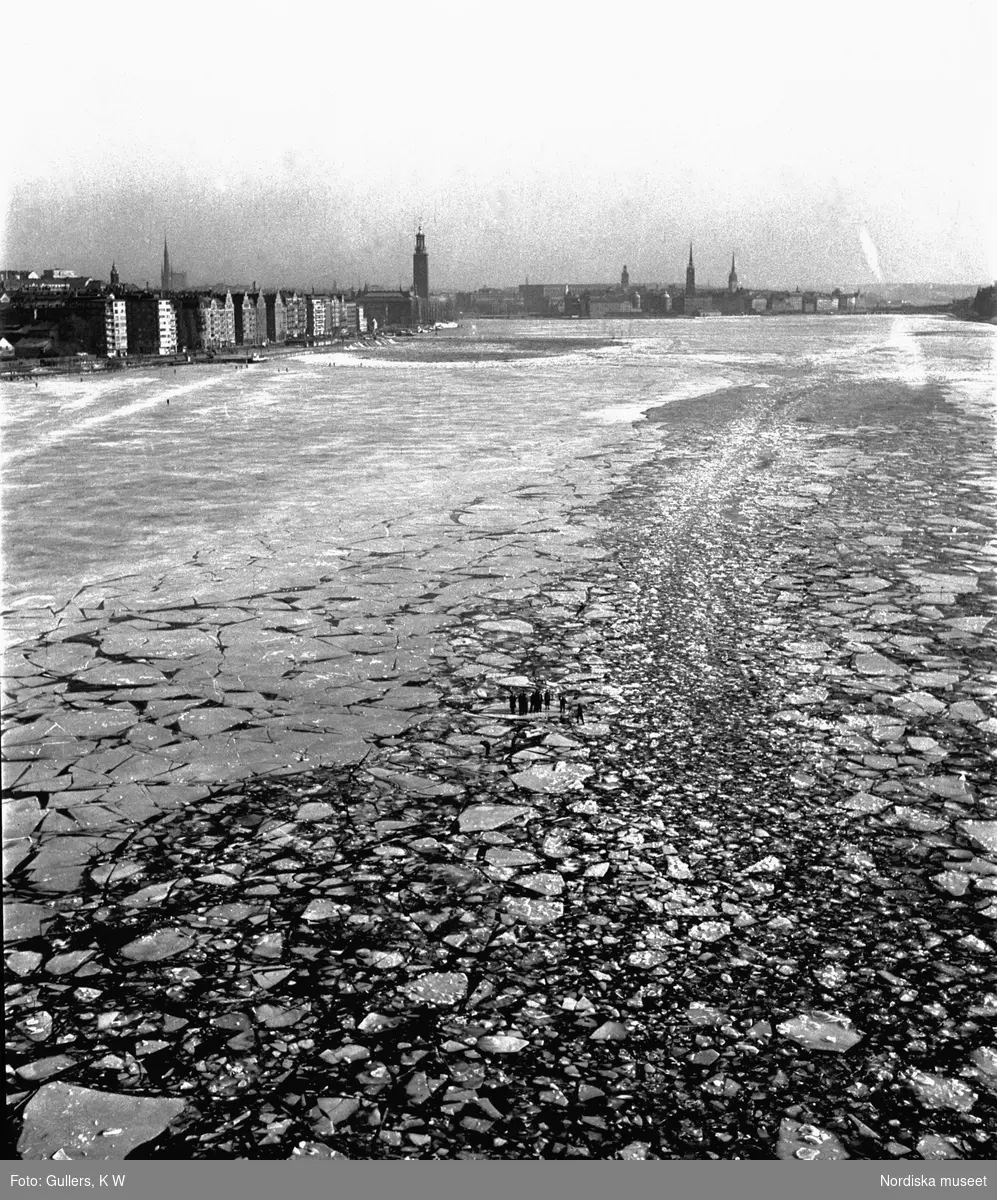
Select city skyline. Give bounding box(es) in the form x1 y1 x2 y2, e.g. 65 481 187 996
1 2 994 290
6 237 985 301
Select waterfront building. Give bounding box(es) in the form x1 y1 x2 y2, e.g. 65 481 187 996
300 292 314 335
461 287 502 316
198 292 236 349
254 292 268 343
586 292 640 319
342 300 360 334
326 295 345 333
105 296 128 356
331 295 355 332
457 287 522 317
519 283 570 316
158 298 178 354
171 294 199 350
265 292 287 343
283 292 298 341
306 295 329 339
281 291 295 340
196 296 215 348
642 289 672 315
720 290 749 316
360 288 417 329
221 291 236 344
0 322 55 358
413 227 429 300
218 290 236 344
126 295 177 355
684 292 714 317
232 292 258 346
685 244 696 297
284 291 308 341
9 333 56 357
45 296 103 354
770 292 804 313
126 296 155 355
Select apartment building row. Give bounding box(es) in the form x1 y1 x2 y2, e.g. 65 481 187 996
0 289 365 359
143 289 364 354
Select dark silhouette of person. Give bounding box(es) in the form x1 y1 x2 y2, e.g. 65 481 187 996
482 741 491 758
509 693 517 715
544 690 552 711
518 693 528 717
531 688 542 713
559 694 567 716
575 703 585 724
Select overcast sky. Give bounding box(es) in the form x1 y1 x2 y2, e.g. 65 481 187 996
2 0 993 290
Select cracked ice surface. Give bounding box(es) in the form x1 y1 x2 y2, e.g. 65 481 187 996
4 318 997 1160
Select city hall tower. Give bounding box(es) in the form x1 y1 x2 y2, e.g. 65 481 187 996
413 226 429 300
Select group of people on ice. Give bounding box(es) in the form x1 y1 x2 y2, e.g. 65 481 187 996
508 687 584 723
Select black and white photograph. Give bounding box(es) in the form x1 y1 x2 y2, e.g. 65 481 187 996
2 0 995 1181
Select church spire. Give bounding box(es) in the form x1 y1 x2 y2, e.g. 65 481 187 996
685 243 696 297
161 238 171 294
728 252 739 293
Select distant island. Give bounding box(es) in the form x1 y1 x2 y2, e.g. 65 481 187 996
953 284 997 324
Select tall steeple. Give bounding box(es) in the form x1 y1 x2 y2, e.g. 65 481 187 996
728 252 739 293
110 261 120 289
161 238 171 294
621 264 629 289
685 243 696 297
412 225 429 300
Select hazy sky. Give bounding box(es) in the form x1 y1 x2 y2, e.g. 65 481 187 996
2 0 994 290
